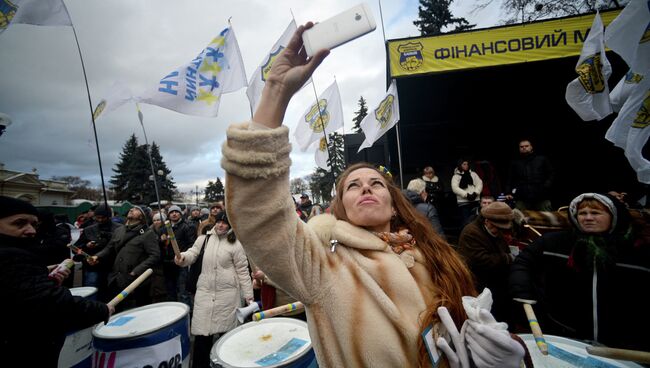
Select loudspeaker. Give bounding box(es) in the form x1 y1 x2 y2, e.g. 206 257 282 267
236 302 260 323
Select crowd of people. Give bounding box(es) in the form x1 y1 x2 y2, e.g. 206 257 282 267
2 22 649 368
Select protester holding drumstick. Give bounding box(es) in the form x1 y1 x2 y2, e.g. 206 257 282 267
174 211 253 368
0 196 113 366
220 23 526 368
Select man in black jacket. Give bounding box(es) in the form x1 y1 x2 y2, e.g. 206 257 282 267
506 139 554 211
0 196 112 366
74 204 123 301
90 206 159 309
161 205 196 304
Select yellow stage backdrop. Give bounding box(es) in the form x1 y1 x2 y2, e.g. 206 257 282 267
388 10 621 77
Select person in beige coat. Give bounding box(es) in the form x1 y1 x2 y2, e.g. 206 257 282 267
220 23 526 368
174 211 253 368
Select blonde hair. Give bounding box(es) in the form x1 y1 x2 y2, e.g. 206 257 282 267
331 163 476 368
407 178 427 194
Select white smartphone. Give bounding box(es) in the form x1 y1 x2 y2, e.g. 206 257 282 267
302 3 377 57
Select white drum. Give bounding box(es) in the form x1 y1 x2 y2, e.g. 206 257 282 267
211 318 316 368
58 287 98 368
93 302 190 367
519 334 643 368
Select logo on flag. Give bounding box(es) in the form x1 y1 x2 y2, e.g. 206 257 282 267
93 100 106 120
625 71 644 85
305 99 330 133
576 54 607 94
139 26 246 117
375 94 395 129
398 42 424 71
314 137 330 170
262 46 284 82
0 1 18 31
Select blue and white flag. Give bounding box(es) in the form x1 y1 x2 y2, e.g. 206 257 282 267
294 80 344 151
358 80 400 152
246 20 296 113
618 76 650 183
314 137 330 170
565 12 612 121
1 0 71 35
604 0 650 73
139 26 247 117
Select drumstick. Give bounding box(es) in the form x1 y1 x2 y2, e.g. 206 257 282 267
524 224 542 237
107 268 153 308
522 303 548 355
586 346 650 364
164 220 181 257
253 302 304 321
68 243 91 259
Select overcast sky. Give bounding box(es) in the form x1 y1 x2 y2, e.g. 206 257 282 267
0 0 502 199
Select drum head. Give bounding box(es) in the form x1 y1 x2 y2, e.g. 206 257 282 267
93 302 189 339
70 286 98 298
519 334 643 368
212 318 311 368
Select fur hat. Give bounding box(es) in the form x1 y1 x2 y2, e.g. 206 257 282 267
168 205 182 214
0 196 38 219
481 202 514 229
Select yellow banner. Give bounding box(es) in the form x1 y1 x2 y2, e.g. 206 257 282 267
388 10 621 77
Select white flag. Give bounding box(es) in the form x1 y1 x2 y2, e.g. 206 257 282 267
93 81 135 120
139 26 247 117
604 0 650 73
358 80 400 152
565 12 612 121
314 137 330 170
610 70 645 112
619 77 650 183
246 20 296 113
294 80 344 151
1 0 71 34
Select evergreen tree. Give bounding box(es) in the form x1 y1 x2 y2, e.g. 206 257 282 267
352 96 368 134
204 178 225 202
413 0 475 36
110 135 176 204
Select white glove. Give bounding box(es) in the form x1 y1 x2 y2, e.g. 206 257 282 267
436 306 470 368
465 309 524 368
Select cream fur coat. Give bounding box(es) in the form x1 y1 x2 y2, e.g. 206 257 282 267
222 122 437 367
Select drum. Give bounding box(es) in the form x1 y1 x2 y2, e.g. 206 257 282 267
58 287 99 368
211 317 316 368
93 302 190 367
519 334 643 368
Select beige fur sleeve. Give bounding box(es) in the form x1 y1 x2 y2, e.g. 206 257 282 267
221 122 326 305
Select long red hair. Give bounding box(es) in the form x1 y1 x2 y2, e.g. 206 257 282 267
331 163 476 367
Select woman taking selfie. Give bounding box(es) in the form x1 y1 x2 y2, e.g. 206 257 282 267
220 23 525 368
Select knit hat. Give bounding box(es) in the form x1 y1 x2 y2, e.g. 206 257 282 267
168 205 182 214
94 204 112 217
152 213 167 222
480 202 514 229
0 196 38 219
190 206 200 212
214 211 229 225
131 205 152 225
569 193 617 233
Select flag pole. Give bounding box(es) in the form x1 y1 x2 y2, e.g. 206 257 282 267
228 17 253 120
136 104 163 213
378 0 404 188
63 2 110 208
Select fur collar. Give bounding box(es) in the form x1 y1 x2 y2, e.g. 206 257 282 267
308 214 388 251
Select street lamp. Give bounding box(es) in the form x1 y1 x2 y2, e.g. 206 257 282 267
190 185 204 206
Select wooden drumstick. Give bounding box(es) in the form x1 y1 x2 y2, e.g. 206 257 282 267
522 303 548 355
164 220 181 257
586 346 650 364
68 243 92 259
107 268 153 308
253 302 304 321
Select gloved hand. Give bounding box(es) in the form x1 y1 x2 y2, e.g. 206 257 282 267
466 193 477 201
464 310 524 368
436 306 470 368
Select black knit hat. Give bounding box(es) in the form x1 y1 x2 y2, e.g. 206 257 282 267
214 211 229 225
94 204 112 217
0 196 38 219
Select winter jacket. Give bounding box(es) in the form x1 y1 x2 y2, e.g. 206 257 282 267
422 175 444 207
451 168 483 205
0 235 109 366
404 189 445 237
222 122 437 367
509 230 650 351
177 228 253 336
74 220 123 269
506 153 554 202
96 223 160 290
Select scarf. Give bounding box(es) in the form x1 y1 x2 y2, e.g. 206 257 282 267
459 170 473 189
373 228 416 255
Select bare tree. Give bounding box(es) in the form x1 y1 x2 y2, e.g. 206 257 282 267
472 0 626 25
